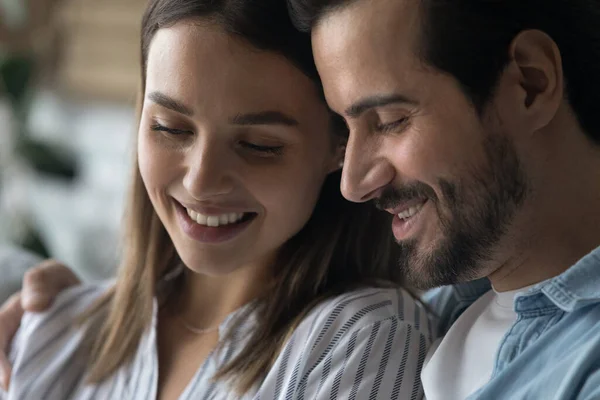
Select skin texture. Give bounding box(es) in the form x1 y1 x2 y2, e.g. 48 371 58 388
312 0 600 290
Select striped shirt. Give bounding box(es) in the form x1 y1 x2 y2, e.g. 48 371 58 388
2 284 432 400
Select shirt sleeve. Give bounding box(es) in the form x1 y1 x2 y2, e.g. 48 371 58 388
291 318 427 400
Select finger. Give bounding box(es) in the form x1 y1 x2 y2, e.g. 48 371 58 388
0 353 10 390
0 293 24 390
21 260 81 312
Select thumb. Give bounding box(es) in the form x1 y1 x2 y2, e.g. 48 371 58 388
21 260 80 312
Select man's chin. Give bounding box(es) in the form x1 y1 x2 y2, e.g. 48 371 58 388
396 240 439 288
398 243 471 290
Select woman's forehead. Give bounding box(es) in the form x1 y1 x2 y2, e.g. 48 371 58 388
145 22 325 124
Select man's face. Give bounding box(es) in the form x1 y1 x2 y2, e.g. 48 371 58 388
312 0 529 289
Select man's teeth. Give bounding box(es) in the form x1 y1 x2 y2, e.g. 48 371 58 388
186 209 245 227
397 203 424 220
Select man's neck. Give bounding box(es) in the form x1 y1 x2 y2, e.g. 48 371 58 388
489 127 600 292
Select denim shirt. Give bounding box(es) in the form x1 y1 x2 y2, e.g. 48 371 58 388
423 245 600 399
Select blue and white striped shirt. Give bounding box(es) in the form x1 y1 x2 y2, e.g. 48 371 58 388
2 285 431 399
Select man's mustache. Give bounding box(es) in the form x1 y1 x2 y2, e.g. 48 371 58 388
374 183 437 211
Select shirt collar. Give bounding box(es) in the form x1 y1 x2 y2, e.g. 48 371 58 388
534 245 600 312
218 301 259 341
451 278 492 302
148 297 258 345
441 245 600 314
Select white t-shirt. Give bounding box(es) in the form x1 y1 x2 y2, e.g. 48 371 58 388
421 285 533 400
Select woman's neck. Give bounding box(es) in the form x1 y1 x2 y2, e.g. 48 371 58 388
174 260 273 329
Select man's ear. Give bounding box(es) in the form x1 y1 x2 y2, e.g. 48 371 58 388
508 29 564 131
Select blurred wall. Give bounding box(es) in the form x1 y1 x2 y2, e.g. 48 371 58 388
1 0 148 281
57 0 146 102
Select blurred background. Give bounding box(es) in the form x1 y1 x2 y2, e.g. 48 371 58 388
0 0 147 284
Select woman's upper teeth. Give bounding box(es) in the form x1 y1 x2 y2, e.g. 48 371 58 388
186 209 245 227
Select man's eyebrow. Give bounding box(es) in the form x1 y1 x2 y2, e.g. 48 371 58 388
344 94 418 118
147 91 194 116
230 111 299 127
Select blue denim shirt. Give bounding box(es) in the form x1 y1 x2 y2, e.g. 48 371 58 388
424 245 600 399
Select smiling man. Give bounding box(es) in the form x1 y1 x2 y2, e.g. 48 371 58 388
288 0 600 398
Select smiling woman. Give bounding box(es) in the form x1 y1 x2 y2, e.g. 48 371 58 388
0 0 430 399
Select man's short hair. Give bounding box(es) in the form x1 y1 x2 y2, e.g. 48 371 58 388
288 0 600 144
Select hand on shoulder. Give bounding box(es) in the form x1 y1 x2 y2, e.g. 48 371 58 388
0 259 80 391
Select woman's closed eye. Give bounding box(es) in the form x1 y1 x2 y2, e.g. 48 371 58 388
150 122 193 136
150 122 284 156
239 141 284 156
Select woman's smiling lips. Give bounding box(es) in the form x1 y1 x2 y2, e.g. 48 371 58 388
174 200 257 244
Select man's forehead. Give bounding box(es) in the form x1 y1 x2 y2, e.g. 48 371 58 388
311 0 421 78
311 0 423 113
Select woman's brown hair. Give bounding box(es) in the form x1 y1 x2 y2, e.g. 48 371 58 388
82 0 404 394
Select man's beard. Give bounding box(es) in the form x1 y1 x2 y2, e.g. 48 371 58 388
375 133 529 290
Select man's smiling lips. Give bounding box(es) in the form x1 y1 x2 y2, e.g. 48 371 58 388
386 199 429 241
385 198 428 219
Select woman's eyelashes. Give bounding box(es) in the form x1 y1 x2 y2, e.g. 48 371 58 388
238 141 284 156
150 122 285 157
150 122 193 136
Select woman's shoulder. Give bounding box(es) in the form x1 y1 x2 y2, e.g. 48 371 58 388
21 281 112 332
11 282 112 363
6 282 113 399
256 286 432 399
301 286 430 337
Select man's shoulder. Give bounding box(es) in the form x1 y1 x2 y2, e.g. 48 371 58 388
475 300 600 399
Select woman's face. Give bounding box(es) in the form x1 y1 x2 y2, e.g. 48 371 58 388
138 21 339 276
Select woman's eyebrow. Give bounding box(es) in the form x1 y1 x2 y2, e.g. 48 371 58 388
147 91 194 116
146 92 299 128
